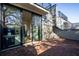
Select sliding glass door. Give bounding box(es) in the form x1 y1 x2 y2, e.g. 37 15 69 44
1 4 22 49
32 14 42 41
0 4 2 50
0 4 42 50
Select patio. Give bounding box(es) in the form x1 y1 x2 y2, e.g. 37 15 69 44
0 38 79 56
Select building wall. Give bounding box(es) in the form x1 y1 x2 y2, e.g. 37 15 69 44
71 23 79 29
64 21 72 29
56 17 65 30
42 12 55 40
42 4 61 40
56 17 72 30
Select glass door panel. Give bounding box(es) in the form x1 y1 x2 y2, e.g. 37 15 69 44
1 4 22 49
22 11 32 43
0 4 2 50
32 14 42 41
15 25 21 45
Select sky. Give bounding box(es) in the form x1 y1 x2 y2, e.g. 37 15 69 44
57 3 79 23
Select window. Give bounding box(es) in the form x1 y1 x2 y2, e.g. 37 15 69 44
3 5 22 26
32 14 42 41
1 4 22 49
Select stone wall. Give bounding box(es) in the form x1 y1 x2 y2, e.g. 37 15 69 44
42 12 58 40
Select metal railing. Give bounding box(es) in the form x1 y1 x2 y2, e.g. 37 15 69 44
35 3 55 11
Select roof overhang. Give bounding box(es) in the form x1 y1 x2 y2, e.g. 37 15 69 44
10 3 49 15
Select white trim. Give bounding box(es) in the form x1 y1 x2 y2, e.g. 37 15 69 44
29 3 49 13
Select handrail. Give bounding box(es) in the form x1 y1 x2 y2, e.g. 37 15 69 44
34 3 54 11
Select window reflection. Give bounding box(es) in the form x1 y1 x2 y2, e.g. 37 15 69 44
4 5 21 26
32 14 42 41
2 5 22 49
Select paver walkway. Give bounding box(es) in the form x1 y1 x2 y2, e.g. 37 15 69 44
0 39 79 56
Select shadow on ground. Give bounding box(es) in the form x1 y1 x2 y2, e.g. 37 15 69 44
38 39 79 56
0 45 37 56
1 39 79 56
